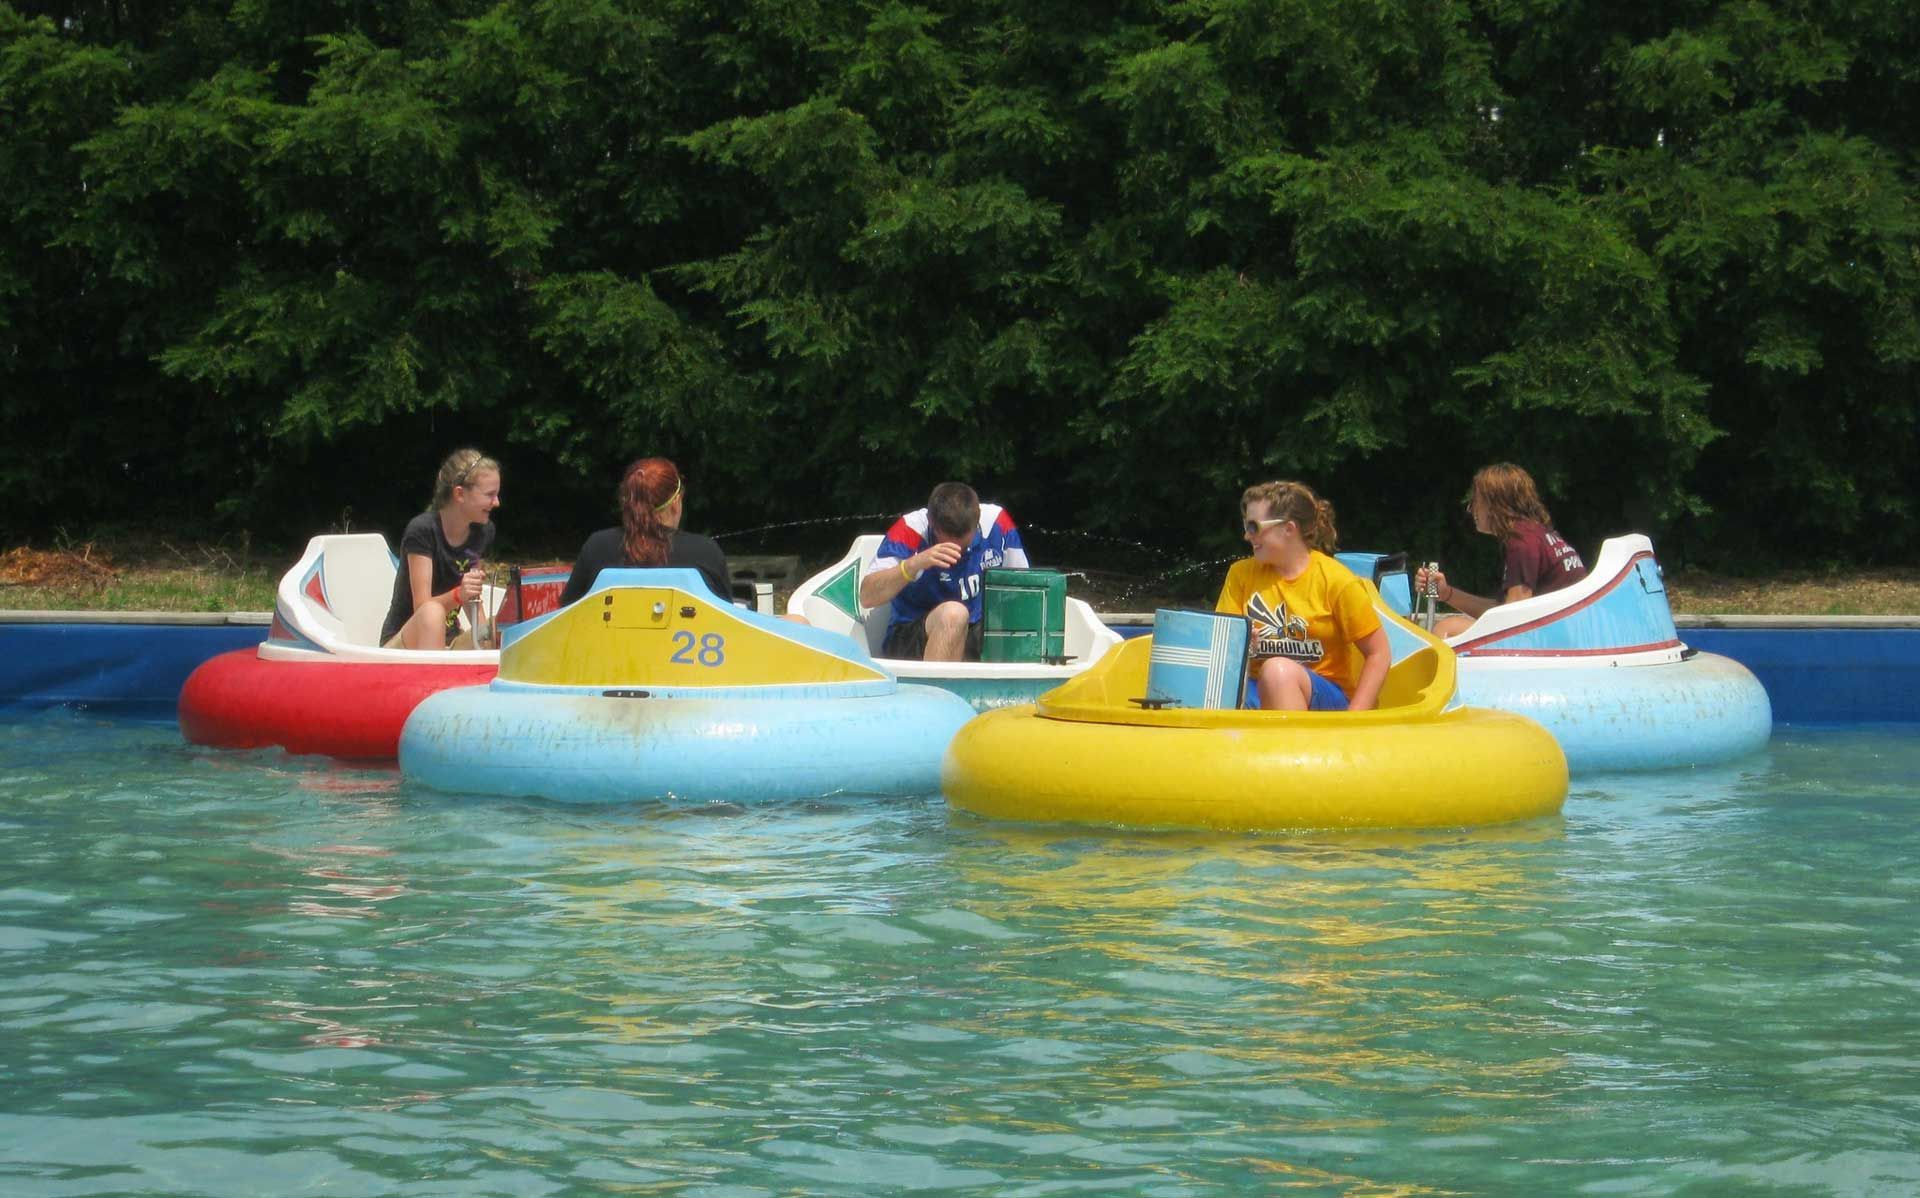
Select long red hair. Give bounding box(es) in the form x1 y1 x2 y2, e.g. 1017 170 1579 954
618 458 681 566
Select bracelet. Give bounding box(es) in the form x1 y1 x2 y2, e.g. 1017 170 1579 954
1441 583 1454 603
899 561 920 583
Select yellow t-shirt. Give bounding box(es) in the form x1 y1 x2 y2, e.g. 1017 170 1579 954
1214 551 1381 696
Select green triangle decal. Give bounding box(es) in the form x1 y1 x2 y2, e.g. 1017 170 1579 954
817 559 862 621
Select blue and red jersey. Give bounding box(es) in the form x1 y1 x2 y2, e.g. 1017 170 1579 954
865 505 1028 627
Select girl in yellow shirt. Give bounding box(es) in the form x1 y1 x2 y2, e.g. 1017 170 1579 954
1214 481 1390 711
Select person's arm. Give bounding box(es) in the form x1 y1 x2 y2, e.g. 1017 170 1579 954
859 541 962 608
1414 566 1499 619
557 548 592 608
408 555 453 613
1347 625 1391 712
706 542 732 604
1440 578 1499 618
409 552 479 614
1492 534 1546 608
997 515 1029 570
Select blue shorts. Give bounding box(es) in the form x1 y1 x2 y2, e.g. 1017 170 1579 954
1307 672 1350 711
1242 671 1351 711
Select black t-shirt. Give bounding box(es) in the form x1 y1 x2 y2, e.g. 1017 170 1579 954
381 511 497 642
558 527 733 608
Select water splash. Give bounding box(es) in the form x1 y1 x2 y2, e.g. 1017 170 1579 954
1095 556 1242 608
701 518 1241 609
711 513 894 543
1022 525 1189 566
1022 528 1239 608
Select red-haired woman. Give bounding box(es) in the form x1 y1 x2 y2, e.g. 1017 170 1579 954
1415 463 1587 638
558 458 732 606
1216 481 1391 711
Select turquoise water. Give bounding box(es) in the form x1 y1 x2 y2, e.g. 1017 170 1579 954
2 714 1916 1196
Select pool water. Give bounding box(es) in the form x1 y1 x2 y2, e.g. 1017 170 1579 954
2 713 1915 1196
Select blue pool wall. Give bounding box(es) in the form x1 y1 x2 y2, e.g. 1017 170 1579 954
1 614 270 719
1681 625 1919 726
1 611 1916 725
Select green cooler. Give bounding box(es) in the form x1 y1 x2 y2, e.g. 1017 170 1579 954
981 568 1068 663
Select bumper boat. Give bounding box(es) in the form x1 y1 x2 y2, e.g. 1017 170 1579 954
400 568 978 803
177 534 568 759
786 536 1123 710
1402 535 1771 773
943 593 1568 833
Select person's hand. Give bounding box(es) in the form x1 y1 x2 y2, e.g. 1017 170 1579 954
1414 565 1451 601
913 541 964 575
458 566 486 602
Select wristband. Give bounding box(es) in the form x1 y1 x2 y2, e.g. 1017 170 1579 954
1441 583 1454 603
899 561 920 583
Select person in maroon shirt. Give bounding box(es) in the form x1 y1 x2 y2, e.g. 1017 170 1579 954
1415 463 1588 638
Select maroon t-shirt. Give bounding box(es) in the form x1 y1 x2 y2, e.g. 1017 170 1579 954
1502 520 1587 597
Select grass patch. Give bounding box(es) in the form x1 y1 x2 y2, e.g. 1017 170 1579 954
0 540 279 613
4 536 1919 616
1664 566 1920 617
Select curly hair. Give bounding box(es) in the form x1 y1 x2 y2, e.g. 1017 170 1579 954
1241 480 1338 552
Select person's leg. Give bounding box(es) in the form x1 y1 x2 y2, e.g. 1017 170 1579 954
1433 613 1474 639
396 599 455 650
922 600 972 661
1253 657 1315 710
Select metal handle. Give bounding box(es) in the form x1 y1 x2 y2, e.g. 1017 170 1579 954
461 598 486 647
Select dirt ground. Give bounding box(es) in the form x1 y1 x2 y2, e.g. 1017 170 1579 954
0 545 118 589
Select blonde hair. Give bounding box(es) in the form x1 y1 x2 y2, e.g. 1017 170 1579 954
1470 463 1553 544
1242 480 1338 552
429 448 499 511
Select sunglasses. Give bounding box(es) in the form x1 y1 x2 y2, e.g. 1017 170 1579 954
1243 516 1289 537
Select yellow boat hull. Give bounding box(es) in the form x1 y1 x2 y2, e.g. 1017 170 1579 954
942 701 1568 832
941 602 1567 832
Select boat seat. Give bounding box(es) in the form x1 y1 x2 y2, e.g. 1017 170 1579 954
787 532 1124 668
1336 551 1413 617
791 535 891 655
284 533 401 650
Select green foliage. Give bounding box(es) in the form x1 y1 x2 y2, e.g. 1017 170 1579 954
1 0 1915 571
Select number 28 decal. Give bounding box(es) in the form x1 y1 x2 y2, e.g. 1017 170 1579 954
668 630 726 666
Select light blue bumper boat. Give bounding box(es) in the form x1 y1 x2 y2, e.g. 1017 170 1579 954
400 569 978 802
1349 536 1771 773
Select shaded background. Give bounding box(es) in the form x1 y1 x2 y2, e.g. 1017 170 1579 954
4 0 1915 591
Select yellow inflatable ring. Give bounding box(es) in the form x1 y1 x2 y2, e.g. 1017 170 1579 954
942 609 1567 833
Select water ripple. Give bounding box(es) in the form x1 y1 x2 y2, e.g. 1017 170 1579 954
0 716 1915 1194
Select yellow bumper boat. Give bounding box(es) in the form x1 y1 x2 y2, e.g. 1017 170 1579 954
942 599 1567 832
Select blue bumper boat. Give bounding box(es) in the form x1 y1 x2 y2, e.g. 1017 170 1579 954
400 569 978 802
1355 536 1771 773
